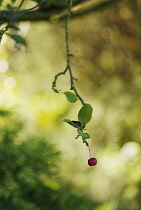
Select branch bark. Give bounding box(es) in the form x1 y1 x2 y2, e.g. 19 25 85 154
0 0 119 23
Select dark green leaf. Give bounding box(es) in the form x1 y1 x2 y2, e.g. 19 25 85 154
71 121 84 129
8 25 20 31
6 33 27 46
64 91 77 103
78 130 90 139
78 104 93 126
64 119 83 128
64 119 76 128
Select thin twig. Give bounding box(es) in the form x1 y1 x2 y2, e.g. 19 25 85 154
52 1 93 156
52 0 85 105
52 66 68 93
82 138 92 157
17 0 25 11
65 0 72 67
65 0 85 105
88 144 92 158
16 2 40 19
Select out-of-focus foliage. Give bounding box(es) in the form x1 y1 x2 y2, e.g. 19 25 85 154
0 0 83 45
0 111 98 210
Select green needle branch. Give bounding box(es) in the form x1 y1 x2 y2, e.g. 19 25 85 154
52 0 85 105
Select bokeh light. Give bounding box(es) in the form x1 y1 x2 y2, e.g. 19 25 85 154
0 60 9 73
4 77 16 89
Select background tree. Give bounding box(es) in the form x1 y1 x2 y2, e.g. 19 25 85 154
0 110 98 210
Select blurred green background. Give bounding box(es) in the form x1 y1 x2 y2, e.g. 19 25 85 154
0 0 141 209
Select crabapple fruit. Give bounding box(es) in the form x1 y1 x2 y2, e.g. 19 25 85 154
88 158 97 166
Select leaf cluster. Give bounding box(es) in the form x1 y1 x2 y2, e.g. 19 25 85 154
0 0 28 45
0 19 26 46
64 103 93 146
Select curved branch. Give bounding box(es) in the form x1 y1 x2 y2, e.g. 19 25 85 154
52 0 85 105
0 0 119 23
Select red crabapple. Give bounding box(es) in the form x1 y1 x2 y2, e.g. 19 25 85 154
88 158 97 166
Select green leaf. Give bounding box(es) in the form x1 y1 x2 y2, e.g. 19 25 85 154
6 33 27 46
63 119 74 127
64 119 83 129
64 119 77 128
63 119 72 123
83 133 90 139
64 91 77 103
78 104 93 126
78 130 90 139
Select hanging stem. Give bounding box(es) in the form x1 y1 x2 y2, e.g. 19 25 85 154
88 144 92 158
83 138 92 158
52 0 85 105
52 1 94 159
